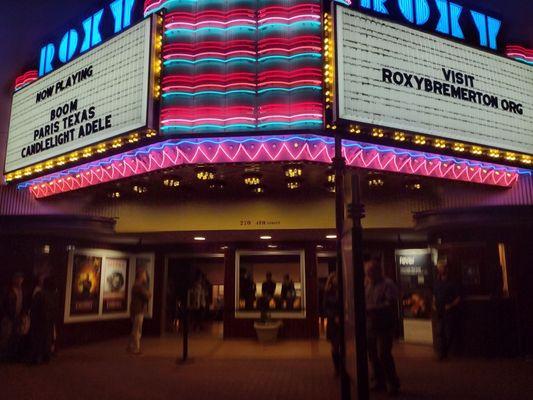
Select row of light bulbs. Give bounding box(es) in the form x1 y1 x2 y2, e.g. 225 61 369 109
108 165 337 198
341 125 532 165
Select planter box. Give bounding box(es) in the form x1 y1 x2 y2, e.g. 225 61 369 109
254 320 282 343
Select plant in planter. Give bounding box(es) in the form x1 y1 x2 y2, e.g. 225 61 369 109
253 297 282 343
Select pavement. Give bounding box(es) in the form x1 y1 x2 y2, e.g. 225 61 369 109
1 329 533 400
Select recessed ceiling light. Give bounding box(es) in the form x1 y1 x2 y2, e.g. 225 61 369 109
316 244 324 249
268 244 278 249
194 236 206 241
260 235 272 240
220 245 228 250
326 234 337 239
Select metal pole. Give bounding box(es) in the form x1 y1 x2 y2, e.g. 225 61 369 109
182 306 189 361
350 173 369 400
334 135 350 400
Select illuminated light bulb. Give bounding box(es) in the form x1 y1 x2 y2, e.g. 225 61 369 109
286 178 302 190
414 135 426 145
132 185 148 194
163 177 181 188
327 172 335 183
434 139 446 148
453 143 465 152
284 165 303 178
196 167 216 181
394 131 406 141
505 153 516 161
252 185 265 194
471 146 482 155
243 172 262 186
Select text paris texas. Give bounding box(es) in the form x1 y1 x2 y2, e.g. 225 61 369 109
22 98 112 159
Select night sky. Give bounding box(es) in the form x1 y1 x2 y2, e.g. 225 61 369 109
0 0 531 171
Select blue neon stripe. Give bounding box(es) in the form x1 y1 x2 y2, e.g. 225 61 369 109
258 121 323 127
257 86 321 94
164 57 256 65
144 0 197 17
162 124 257 130
165 25 256 35
259 21 321 30
512 57 533 66
163 89 256 97
258 53 321 62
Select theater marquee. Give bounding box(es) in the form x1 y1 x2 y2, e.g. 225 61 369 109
334 6 533 155
4 16 156 174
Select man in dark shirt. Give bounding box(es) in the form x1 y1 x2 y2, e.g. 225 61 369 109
261 272 276 298
433 260 461 360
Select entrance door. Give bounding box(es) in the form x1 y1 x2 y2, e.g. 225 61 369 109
164 254 225 336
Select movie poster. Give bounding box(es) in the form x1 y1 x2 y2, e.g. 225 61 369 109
70 255 102 315
102 258 129 313
395 249 434 319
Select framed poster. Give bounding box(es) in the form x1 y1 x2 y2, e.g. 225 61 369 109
134 254 155 318
102 258 129 314
69 254 102 316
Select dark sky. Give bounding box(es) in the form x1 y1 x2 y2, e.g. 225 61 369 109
0 0 531 171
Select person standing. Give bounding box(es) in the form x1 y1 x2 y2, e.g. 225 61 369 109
433 260 461 360
28 277 58 364
129 270 151 355
365 258 400 396
1 272 26 362
323 272 341 376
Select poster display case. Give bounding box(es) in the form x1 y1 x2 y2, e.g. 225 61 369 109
64 249 155 323
395 248 436 345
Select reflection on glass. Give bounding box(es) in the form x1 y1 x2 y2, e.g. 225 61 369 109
237 254 303 312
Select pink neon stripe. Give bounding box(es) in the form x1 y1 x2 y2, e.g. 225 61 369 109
258 114 322 121
257 80 322 88
257 46 321 54
163 50 256 60
162 83 257 91
161 117 256 124
258 15 321 24
506 52 533 61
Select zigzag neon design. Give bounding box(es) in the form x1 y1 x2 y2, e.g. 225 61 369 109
21 136 526 198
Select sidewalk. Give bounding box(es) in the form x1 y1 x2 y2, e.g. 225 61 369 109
1 334 532 400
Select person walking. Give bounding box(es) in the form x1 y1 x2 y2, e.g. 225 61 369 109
128 270 151 355
433 260 461 360
364 258 400 396
187 273 207 332
323 272 341 377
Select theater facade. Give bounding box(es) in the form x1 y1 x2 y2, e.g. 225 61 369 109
1 0 532 359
